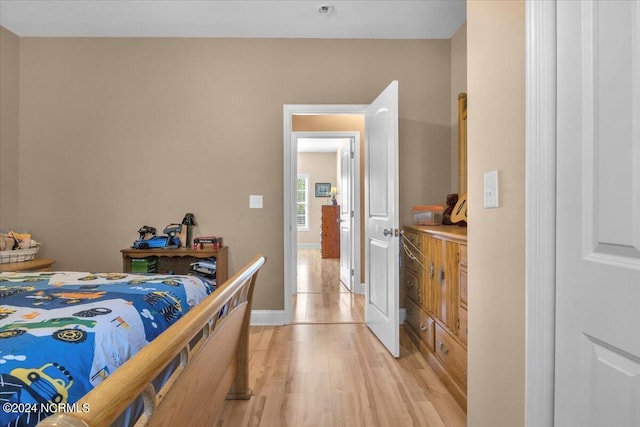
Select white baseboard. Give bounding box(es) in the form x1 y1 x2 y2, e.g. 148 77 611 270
250 310 286 326
251 308 406 326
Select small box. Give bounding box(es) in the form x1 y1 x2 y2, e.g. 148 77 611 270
131 257 158 273
413 205 444 226
194 236 223 250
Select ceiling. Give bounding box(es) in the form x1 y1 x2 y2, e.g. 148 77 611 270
0 1 466 39
298 138 348 153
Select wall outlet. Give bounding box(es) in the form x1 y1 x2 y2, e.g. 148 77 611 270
484 170 499 208
249 195 263 209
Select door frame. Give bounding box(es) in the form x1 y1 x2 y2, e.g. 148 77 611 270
283 104 367 325
337 135 359 292
525 0 556 425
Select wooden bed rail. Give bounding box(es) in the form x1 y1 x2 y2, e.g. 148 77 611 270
39 254 266 427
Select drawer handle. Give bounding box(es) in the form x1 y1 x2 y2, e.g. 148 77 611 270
429 262 435 279
420 323 428 331
407 281 414 288
439 267 445 285
439 342 449 355
407 308 413 315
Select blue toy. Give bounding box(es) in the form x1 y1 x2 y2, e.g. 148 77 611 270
132 235 180 249
132 224 182 249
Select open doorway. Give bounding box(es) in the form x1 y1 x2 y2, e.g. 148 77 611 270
284 82 400 356
294 134 363 323
283 105 368 325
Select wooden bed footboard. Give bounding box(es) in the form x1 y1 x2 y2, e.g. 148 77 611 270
38 254 266 427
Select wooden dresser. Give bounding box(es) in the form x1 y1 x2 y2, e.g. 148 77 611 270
321 205 340 258
402 225 467 411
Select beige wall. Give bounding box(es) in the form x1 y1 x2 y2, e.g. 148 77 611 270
467 2 526 426
297 152 338 246
451 22 467 194
14 36 452 310
0 26 20 229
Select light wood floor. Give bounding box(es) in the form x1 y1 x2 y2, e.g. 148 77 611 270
293 249 364 324
216 325 466 427
216 248 466 426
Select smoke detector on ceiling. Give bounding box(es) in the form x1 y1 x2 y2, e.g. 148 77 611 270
318 4 334 16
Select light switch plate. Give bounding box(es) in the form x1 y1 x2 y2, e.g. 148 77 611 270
484 170 499 208
249 195 263 209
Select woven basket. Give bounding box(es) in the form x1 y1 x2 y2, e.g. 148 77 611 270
0 245 40 264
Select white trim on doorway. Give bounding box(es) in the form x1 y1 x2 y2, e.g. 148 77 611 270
525 1 556 425
283 104 367 325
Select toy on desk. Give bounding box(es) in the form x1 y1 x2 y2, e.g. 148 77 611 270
189 259 217 277
132 224 181 249
190 258 218 289
181 213 196 248
193 236 223 250
137 225 157 240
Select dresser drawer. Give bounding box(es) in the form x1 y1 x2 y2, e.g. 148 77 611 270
459 244 468 308
435 323 467 388
459 266 468 307
404 269 423 305
459 244 467 267
406 298 435 352
403 230 424 275
457 307 468 346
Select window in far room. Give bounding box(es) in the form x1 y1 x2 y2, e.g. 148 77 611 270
297 174 310 231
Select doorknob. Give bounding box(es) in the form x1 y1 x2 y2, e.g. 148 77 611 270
383 228 393 236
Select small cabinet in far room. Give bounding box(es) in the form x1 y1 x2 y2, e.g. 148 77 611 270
321 205 340 258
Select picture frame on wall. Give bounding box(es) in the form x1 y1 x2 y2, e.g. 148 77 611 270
315 183 331 197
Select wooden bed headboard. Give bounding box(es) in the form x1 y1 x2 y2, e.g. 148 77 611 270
39 254 266 427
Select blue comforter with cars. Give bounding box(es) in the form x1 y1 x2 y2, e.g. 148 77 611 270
0 271 213 426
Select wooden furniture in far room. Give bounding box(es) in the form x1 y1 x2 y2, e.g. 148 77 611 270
401 225 467 411
321 205 340 259
0 258 56 272
121 246 228 283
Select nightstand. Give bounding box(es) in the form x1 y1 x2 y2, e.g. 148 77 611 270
0 258 56 272
121 247 228 283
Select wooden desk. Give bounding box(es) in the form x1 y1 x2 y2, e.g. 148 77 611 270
0 258 56 272
121 247 228 283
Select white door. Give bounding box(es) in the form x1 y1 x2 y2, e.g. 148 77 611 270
365 81 399 358
555 1 640 425
339 139 354 290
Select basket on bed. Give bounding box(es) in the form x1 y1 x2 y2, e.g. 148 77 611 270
0 245 40 264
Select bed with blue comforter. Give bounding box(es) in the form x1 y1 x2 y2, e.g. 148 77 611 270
0 271 214 426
